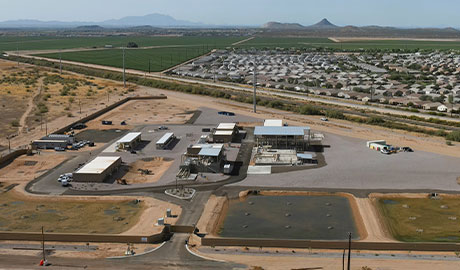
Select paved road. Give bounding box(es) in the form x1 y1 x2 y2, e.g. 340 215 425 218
9 53 460 124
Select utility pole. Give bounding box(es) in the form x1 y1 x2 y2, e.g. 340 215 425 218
148 59 151 74
342 249 345 270
347 232 352 270
45 115 48 136
41 226 46 263
122 47 126 88
79 100 82 115
107 91 109 103
253 60 257 113
59 50 62 74
7 136 11 153
16 42 19 66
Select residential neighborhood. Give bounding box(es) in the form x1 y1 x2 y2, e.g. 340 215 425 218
173 49 460 114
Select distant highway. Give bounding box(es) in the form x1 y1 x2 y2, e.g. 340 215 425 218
9 52 460 124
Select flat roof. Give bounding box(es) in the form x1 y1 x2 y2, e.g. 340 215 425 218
117 132 141 143
297 153 314 159
198 147 223 157
214 130 234 136
75 156 121 175
254 126 310 136
264 119 283 127
217 123 236 130
33 140 67 143
156 132 174 145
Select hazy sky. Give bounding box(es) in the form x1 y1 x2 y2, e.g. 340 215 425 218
1 0 459 27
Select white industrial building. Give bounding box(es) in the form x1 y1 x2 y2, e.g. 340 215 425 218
73 156 122 182
263 119 284 127
116 132 142 150
156 132 175 149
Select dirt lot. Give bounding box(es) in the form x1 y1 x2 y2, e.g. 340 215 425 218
84 98 196 131
0 153 67 185
0 187 181 235
122 157 174 184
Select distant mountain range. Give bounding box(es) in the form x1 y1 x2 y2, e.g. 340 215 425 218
0 13 202 28
263 18 338 30
1 15 459 38
261 18 460 38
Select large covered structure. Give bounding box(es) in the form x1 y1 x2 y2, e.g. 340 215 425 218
254 126 310 151
116 132 141 151
73 156 122 182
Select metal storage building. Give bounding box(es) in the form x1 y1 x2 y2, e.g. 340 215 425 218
32 139 68 150
254 126 310 150
116 132 142 150
156 133 175 149
73 156 122 182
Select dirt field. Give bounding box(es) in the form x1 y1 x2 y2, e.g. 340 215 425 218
0 153 67 185
122 157 174 184
0 187 181 235
84 98 196 131
0 59 129 150
373 193 460 242
0 240 159 259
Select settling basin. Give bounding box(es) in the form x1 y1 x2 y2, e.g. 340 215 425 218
219 195 359 240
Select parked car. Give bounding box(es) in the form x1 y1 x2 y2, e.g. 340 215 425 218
159 126 168 130
380 148 390 155
402 147 414 152
320 117 328 121
54 147 66 152
218 111 235 116
72 123 87 130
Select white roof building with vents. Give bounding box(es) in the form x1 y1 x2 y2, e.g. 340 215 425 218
74 156 122 182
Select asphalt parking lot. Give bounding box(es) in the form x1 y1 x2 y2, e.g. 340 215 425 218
234 132 460 192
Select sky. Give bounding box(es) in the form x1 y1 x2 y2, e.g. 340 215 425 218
0 0 459 28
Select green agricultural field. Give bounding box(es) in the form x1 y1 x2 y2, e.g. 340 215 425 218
0 36 244 52
235 37 334 48
36 46 212 72
237 37 460 50
377 196 460 242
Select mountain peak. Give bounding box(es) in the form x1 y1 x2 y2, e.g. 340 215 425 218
309 18 338 28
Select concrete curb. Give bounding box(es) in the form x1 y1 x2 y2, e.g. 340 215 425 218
106 241 166 259
185 244 226 263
